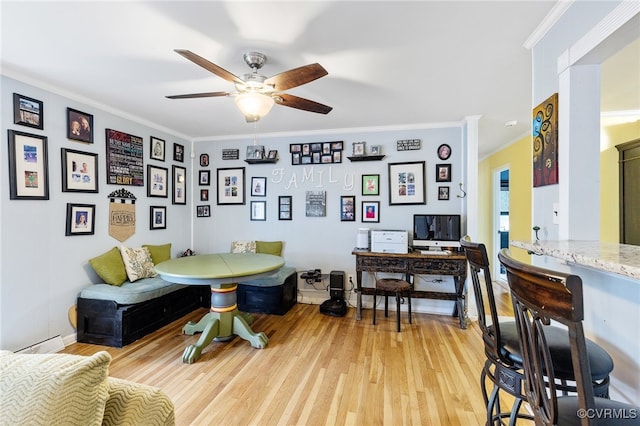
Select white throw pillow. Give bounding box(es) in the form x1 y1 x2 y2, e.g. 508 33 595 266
120 246 157 282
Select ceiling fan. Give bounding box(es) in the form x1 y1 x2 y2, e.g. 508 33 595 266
166 50 333 123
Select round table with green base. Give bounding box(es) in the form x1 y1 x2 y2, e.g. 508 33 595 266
155 253 285 364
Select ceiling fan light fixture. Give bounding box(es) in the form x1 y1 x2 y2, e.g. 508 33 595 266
234 92 275 121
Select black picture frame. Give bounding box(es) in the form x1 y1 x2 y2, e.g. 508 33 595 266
105 129 144 186
438 186 450 200
150 206 167 230
147 164 168 198
200 189 209 201
61 148 99 193
150 136 165 161
251 201 266 221
278 195 292 220
173 143 184 162
388 161 426 205
340 195 356 221
362 174 380 196
65 203 95 236
13 93 43 130
290 141 343 165
251 176 267 197
200 153 209 167
7 130 49 200
362 201 380 223
437 144 452 160
196 205 211 217
436 164 452 182
217 167 245 205
67 107 93 143
172 165 186 205
199 170 210 186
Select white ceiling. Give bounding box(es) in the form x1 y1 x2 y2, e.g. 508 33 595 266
1 1 637 157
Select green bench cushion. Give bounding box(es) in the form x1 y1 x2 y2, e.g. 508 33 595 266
80 277 187 305
238 267 296 287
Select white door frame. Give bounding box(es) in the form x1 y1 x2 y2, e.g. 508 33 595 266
492 164 509 282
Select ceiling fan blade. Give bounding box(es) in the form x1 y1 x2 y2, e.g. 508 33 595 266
166 91 229 99
275 93 332 114
174 49 244 85
265 63 328 91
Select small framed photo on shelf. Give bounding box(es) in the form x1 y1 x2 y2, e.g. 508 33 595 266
352 141 366 156
362 174 380 196
173 143 184 162
268 150 278 159
246 145 265 160
13 93 43 130
436 164 452 182
61 148 99 193
362 201 380 223
251 176 267 196
150 136 165 161
278 196 292 220
197 205 211 217
340 195 355 222
67 108 93 143
150 206 166 230
199 170 210 186
147 165 168 197
369 145 381 155
438 186 450 200
251 201 266 221
65 203 95 236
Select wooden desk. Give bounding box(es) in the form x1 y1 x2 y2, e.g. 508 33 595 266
351 249 468 329
155 253 284 363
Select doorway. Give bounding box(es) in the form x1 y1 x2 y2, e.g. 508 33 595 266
493 167 510 282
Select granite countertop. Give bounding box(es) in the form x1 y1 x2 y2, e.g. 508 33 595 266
510 240 640 281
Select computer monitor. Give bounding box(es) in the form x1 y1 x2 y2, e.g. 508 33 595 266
412 214 462 249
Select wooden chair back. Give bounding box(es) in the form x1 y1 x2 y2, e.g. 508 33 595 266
498 249 595 426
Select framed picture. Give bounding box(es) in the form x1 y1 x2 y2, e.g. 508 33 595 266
217 167 245 205
150 136 165 161
67 108 93 143
147 165 168 198
65 203 95 236
340 196 355 221
352 141 366 156
388 161 426 205
251 201 266 221
150 206 166 230
197 205 211 217
438 186 450 200
278 195 292 220
251 176 267 196
199 170 210 186
362 201 380 223
268 150 278 159
246 145 265 160
362 174 380 196
172 165 186 205
370 145 381 155
105 129 144 186
7 130 49 200
173 143 184 162
200 189 209 201
200 153 209 167
436 163 452 182
437 144 452 160
61 148 98 193
13 93 43 130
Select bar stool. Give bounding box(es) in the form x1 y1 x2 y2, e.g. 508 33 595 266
372 278 412 332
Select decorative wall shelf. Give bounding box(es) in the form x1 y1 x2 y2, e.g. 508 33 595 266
347 155 385 162
244 159 278 164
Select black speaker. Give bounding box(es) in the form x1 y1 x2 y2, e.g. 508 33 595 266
329 270 345 300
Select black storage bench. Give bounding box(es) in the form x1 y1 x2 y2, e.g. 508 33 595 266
77 278 210 347
236 267 297 315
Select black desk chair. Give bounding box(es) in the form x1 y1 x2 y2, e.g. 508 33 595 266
372 278 412 332
461 238 613 426
499 249 640 425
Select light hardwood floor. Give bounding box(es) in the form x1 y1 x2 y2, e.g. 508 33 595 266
63 285 519 426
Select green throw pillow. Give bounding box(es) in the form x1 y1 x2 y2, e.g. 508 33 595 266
88 247 127 286
142 243 172 264
0 350 111 426
256 241 283 256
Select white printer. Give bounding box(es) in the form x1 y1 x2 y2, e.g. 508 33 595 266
370 230 408 254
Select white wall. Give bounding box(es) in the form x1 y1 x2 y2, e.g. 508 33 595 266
0 76 192 352
192 125 466 312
